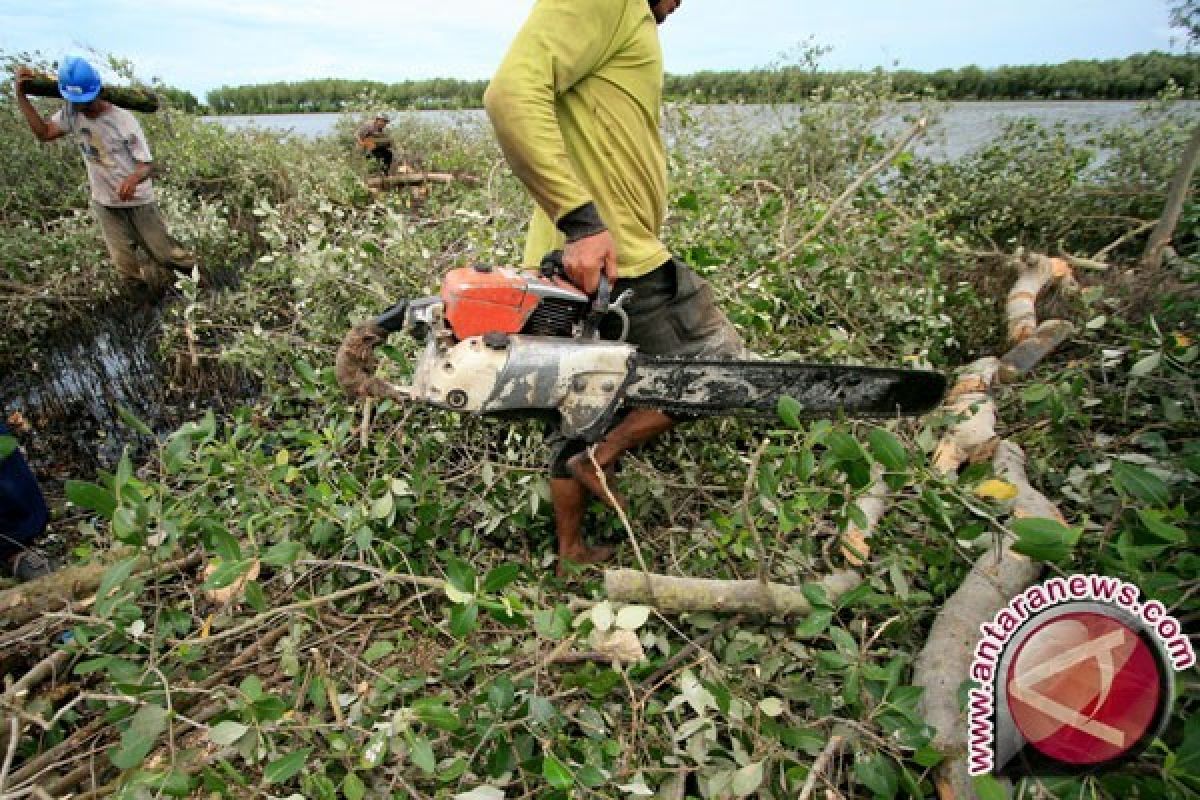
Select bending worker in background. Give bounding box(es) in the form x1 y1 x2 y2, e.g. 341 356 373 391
484 0 746 571
13 57 195 293
356 113 394 174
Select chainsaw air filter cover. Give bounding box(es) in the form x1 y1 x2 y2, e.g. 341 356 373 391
441 265 589 341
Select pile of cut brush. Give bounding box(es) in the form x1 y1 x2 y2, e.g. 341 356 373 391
1 52 1197 799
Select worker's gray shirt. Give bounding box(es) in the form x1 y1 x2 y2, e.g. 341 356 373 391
52 104 154 207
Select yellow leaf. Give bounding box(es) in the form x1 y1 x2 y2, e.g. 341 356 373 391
200 614 214 639
1173 332 1191 348
975 479 1018 501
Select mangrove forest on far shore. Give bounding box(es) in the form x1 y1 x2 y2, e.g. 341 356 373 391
195 51 1200 114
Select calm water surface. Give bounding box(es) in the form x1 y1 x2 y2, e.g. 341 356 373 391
204 102 1197 161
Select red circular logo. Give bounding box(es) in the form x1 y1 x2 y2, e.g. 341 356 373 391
1005 611 1162 766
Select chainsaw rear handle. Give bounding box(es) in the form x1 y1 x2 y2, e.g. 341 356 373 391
539 249 612 311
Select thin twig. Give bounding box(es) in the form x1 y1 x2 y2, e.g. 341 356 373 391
0 717 19 796
587 446 650 575
798 732 848 800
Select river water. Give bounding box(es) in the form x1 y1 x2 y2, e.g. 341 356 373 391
204 101 1195 162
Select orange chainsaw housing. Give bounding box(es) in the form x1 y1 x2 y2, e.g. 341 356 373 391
441 265 585 340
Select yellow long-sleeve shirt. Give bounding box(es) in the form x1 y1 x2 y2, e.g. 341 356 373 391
483 0 670 279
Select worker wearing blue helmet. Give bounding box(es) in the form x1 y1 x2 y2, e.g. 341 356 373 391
13 57 196 295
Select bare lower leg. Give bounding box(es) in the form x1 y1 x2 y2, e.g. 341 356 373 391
568 409 675 509
551 477 614 575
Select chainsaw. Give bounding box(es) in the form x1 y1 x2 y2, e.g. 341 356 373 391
336 255 947 440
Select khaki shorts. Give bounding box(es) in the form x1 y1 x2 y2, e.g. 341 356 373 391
91 201 195 285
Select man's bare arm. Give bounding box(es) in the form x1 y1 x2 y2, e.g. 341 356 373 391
13 67 65 142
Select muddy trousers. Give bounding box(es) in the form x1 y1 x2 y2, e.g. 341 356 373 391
91 201 195 285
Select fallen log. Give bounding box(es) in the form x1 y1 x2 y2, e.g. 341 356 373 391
932 359 1001 476
917 248 1076 799
914 441 1059 799
0 551 200 629
997 319 1075 383
1005 253 1075 346
18 76 160 113
366 172 471 190
604 568 860 616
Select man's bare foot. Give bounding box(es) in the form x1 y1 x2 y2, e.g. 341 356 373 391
567 452 626 510
556 543 616 577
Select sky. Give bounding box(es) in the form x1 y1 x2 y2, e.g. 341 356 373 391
0 0 1187 100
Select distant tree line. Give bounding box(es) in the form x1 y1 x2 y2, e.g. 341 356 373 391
158 86 202 113
202 52 1199 114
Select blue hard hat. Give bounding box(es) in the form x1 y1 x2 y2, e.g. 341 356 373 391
57 56 102 104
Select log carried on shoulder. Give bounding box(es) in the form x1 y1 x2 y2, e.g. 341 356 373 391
19 76 160 113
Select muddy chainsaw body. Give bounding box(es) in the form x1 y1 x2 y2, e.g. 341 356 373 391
336 261 947 440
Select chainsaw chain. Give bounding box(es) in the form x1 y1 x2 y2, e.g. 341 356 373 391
622 356 942 419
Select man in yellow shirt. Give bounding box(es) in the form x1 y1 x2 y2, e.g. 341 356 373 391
485 0 745 572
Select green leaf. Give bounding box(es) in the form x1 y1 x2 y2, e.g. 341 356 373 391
1173 714 1200 777
208 528 243 562
826 431 867 463
482 563 521 593
410 734 436 774
731 761 764 797
163 434 193 474
972 774 1008 800
117 404 153 436
800 582 832 609
129 767 192 796
450 602 479 638
110 704 169 770
1137 509 1186 543
1129 351 1161 377
795 609 833 638
369 491 394 520
445 556 476 593
208 720 249 747
1011 517 1081 562
854 752 898 798
413 698 461 731
263 748 310 784
867 428 907 471
360 729 389 769
488 676 516 712
65 480 116 518
96 557 140 610
542 754 573 789
111 506 143 544
533 605 572 640
262 540 303 566
240 674 264 701
1111 460 1170 507
244 581 267 613
201 559 254 590
363 640 395 664
0 435 16 460
342 772 366 800
777 395 804 428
